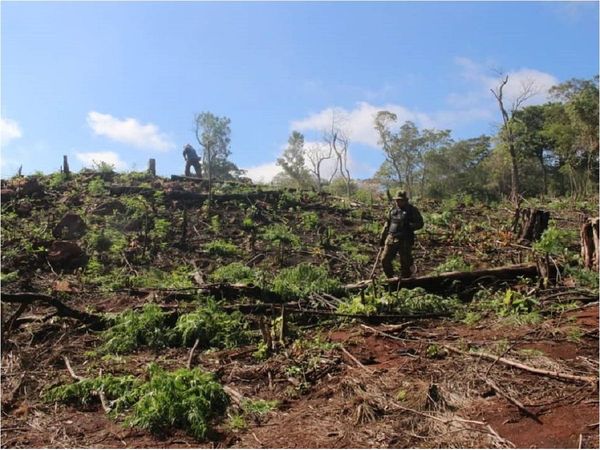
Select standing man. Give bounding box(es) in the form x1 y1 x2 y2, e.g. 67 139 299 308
379 191 424 278
183 144 202 177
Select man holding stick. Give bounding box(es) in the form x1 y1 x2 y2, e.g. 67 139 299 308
378 191 424 279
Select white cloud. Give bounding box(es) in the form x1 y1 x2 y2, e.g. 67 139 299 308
1 118 23 146
76 151 127 170
453 57 559 108
243 161 282 183
87 111 174 152
291 102 434 148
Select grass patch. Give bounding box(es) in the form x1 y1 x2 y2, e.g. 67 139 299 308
204 239 239 257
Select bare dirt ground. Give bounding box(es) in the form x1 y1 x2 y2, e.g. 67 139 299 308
2 298 597 448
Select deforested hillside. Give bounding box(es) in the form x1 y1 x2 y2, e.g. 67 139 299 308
1 171 598 448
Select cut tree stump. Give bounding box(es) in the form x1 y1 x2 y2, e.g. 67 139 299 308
344 263 556 293
515 208 550 244
581 217 599 271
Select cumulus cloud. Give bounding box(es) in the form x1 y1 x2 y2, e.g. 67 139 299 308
76 151 127 170
243 161 282 183
87 111 174 152
1 118 23 146
453 57 559 107
291 102 434 148
292 59 559 151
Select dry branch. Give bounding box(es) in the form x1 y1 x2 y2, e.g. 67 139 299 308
445 344 597 384
484 379 541 423
1 293 104 327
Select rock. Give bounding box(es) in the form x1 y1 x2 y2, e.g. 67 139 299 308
92 200 126 216
52 213 87 239
47 241 87 270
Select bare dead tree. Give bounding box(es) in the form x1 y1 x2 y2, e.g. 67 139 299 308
490 74 537 203
323 111 352 198
305 142 334 192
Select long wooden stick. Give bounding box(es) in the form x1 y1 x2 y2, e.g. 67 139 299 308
484 379 541 423
444 345 597 384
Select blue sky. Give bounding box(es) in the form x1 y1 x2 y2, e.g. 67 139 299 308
1 1 598 181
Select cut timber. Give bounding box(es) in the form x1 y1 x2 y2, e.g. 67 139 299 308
581 217 599 271
515 208 550 244
344 263 550 293
1 292 104 328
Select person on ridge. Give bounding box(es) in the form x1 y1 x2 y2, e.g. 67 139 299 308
379 190 424 279
182 144 202 177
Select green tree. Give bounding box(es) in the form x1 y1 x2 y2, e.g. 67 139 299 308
424 136 491 199
374 112 450 196
277 131 312 189
548 76 599 196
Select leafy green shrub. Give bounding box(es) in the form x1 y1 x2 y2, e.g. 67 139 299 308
262 224 300 248
471 288 541 324
100 304 175 354
87 178 108 196
149 218 170 249
82 258 128 290
209 262 257 284
47 172 69 189
204 239 239 257
127 364 229 439
174 299 251 348
45 365 229 440
337 288 461 317
44 373 141 407
300 212 319 230
271 263 341 300
427 211 452 227
532 225 577 256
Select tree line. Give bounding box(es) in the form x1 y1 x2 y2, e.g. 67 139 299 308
194 75 598 201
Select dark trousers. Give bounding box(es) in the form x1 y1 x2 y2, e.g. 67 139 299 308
185 159 202 177
381 235 413 278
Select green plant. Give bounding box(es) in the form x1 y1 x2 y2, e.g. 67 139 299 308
271 263 341 301
462 311 482 326
93 161 116 174
204 239 239 257
174 298 251 349
130 265 195 290
300 212 319 230
47 172 69 189
532 225 577 257
210 215 221 233
432 256 472 274
227 413 247 431
100 304 175 354
149 218 170 249
566 326 584 343
242 399 278 416
426 344 442 359
209 262 257 284
262 224 300 265
87 178 108 196
43 373 141 407
564 266 599 292
126 364 229 439
242 217 256 231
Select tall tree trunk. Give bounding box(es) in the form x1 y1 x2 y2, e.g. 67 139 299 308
508 141 520 203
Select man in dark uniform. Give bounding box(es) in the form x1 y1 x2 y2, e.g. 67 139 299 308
379 190 424 278
183 144 202 177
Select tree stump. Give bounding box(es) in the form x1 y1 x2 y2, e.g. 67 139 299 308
580 217 599 271
148 158 156 176
515 208 550 244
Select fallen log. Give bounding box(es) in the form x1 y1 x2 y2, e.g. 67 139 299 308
1 293 105 328
344 263 552 293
